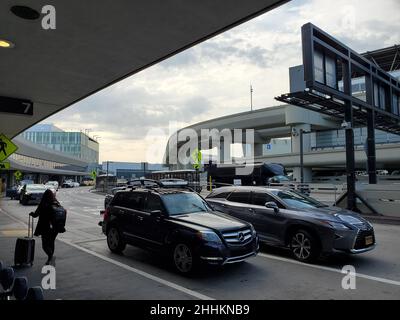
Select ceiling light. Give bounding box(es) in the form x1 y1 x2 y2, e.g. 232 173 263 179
0 39 14 48
10 5 40 20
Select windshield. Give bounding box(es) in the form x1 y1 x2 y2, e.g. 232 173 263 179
275 175 290 181
26 185 47 192
275 190 328 209
161 193 210 216
20 180 34 186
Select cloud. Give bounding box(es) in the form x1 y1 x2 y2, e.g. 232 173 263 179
43 0 400 162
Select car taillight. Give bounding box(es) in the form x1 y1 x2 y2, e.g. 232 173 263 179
103 208 110 221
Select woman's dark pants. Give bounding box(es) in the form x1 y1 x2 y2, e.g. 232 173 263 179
41 230 58 260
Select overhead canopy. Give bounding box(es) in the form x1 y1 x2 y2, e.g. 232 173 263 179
0 0 288 138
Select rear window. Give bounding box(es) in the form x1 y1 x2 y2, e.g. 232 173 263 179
227 191 251 204
26 185 47 192
125 193 145 210
145 194 164 212
112 192 144 210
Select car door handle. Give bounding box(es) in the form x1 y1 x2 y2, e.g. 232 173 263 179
248 208 255 212
137 216 144 221
221 204 227 207
118 209 125 214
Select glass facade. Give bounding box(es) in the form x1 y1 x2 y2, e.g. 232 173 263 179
314 128 400 149
22 131 99 164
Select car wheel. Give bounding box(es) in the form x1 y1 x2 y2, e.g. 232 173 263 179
107 227 126 253
173 243 196 274
290 229 320 263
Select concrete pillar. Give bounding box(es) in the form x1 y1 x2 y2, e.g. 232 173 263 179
219 139 231 164
254 143 263 157
292 167 312 183
292 124 311 153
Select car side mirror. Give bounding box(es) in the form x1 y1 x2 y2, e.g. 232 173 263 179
265 201 279 213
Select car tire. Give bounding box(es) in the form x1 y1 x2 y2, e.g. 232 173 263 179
289 229 320 263
172 243 197 275
107 227 126 253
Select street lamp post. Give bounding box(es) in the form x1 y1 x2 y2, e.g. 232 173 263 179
106 161 109 193
300 129 304 184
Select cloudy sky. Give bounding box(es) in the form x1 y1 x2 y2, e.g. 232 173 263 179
42 0 400 163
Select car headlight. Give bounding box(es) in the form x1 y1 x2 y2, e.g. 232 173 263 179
250 224 257 236
197 231 222 244
337 215 363 225
325 221 350 230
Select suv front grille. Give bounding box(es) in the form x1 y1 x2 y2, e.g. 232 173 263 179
354 229 375 250
222 228 252 245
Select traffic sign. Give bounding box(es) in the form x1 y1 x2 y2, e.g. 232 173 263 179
0 133 18 162
0 96 33 115
0 161 10 170
191 148 202 170
14 170 23 181
91 170 97 179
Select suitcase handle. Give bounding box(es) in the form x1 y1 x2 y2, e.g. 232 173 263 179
28 215 34 237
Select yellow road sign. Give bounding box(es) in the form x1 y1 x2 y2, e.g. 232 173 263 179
0 161 10 170
191 148 202 170
0 133 18 162
14 170 23 181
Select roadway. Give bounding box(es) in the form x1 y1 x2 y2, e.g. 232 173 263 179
1 187 400 300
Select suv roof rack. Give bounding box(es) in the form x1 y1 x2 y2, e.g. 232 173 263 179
125 178 198 193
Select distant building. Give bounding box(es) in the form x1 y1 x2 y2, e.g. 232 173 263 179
22 124 99 165
101 161 166 180
0 124 101 185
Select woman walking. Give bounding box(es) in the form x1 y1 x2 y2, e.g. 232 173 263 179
30 189 61 266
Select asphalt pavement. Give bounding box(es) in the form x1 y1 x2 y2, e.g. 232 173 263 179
1 187 399 300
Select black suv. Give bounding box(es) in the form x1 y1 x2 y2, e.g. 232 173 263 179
101 186 258 274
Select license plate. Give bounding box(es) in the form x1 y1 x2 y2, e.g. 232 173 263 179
365 235 373 245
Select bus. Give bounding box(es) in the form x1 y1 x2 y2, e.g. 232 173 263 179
95 174 117 192
206 162 288 187
149 169 201 192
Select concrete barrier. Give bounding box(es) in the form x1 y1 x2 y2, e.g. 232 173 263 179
355 184 400 218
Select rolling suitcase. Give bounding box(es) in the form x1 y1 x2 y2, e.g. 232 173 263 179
14 215 35 267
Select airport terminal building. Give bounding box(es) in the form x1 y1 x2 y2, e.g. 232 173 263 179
0 124 99 186
164 45 400 182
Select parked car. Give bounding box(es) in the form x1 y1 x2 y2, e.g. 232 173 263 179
62 180 80 188
45 184 57 195
100 186 259 274
19 184 48 205
15 180 34 200
206 186 376 263
80 179 94 186
62 180 73 188
45 181 59 191
6 186 19 199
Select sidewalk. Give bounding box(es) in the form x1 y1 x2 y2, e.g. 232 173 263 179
0 208 193 300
